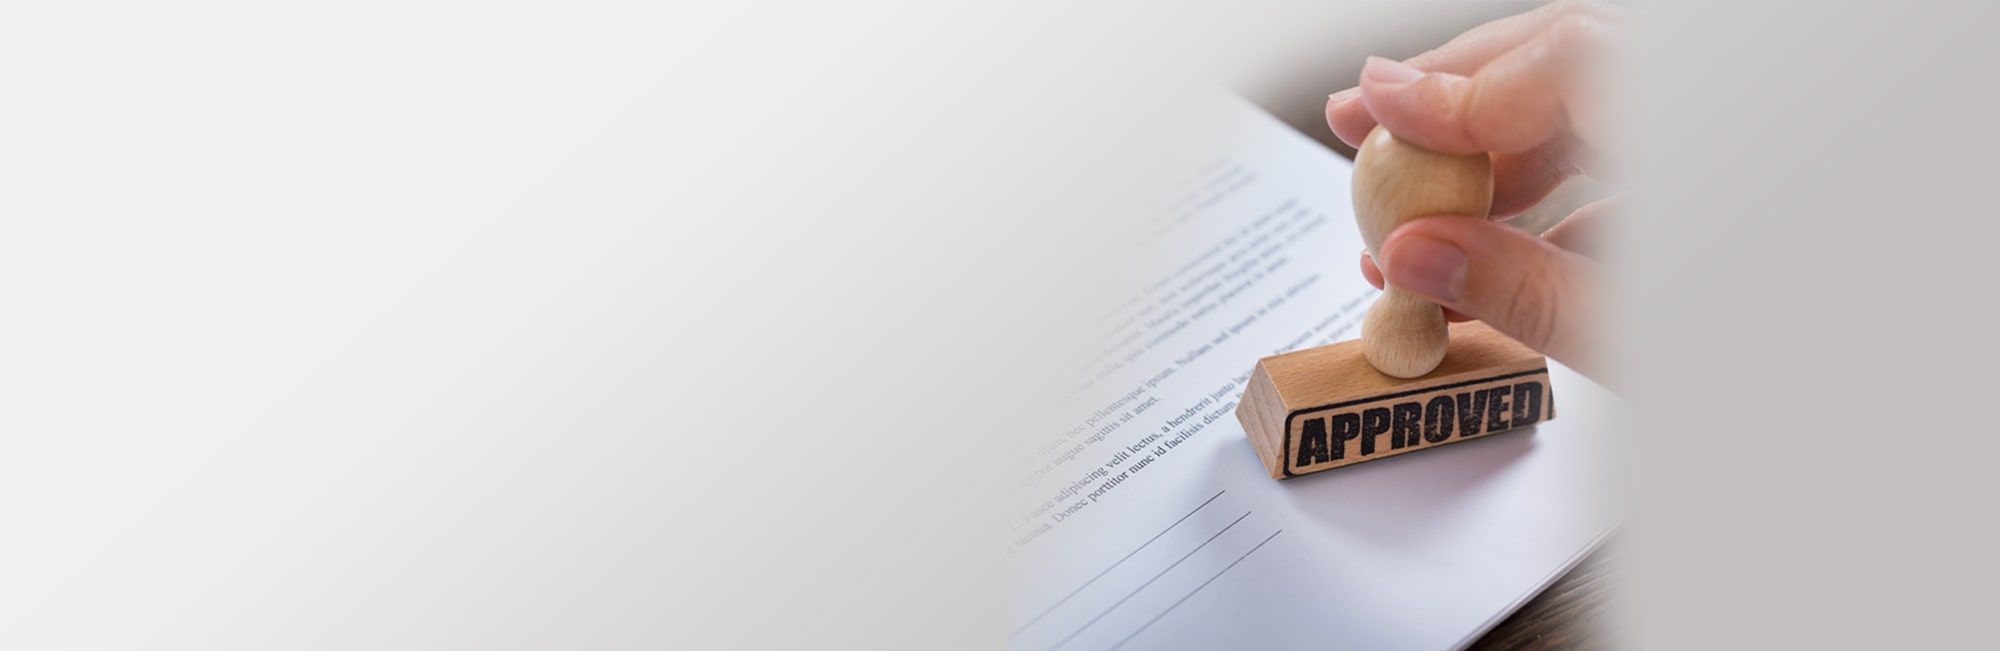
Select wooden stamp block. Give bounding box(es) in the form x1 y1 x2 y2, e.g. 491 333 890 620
1235 321 1556 479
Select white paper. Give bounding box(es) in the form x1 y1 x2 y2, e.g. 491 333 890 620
1006 94 1626 651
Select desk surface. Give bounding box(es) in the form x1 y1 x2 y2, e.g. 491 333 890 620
1467 541 1620 650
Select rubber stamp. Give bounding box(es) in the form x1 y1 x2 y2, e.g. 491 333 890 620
1236 126 1557 479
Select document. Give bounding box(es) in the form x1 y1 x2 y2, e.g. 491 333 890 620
1006 94 1626 650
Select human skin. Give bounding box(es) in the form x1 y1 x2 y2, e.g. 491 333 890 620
1325 0 1622 382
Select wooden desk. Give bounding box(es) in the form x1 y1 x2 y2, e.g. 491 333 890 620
1467 540 1620 650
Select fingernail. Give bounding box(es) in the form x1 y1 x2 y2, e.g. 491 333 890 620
1384 236 1466 301
1328 87 1361 104
1363 56 1423 86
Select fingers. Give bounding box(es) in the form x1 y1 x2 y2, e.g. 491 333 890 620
1331 103 1575 220
1361 250 1383 287
1402 0 1620 74
1489 138 1574 218
1361 195 1609 296
1359 13 1609 155
1361 251 1475 322
1325 0 1619 148
1327 88 1380 148
1376 215 1600 376
1332 1 1618 372
1329 120 1574 220
1540 196 1614 257
1360 193 1609 284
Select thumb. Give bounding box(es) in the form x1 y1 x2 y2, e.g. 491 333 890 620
1377 216 1598 375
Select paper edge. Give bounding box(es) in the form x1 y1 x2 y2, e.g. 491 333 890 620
1448 522 1621 651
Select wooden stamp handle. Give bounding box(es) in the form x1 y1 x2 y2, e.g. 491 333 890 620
1350 126 1493 378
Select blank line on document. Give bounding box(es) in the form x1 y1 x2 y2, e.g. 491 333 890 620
1008 490 1227 639
1108 528 1285 651
1044 509 1253 651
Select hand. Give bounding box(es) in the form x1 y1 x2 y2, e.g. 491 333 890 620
1326 0 1621 380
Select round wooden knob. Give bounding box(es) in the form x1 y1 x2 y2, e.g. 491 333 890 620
1350 126 1493 378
